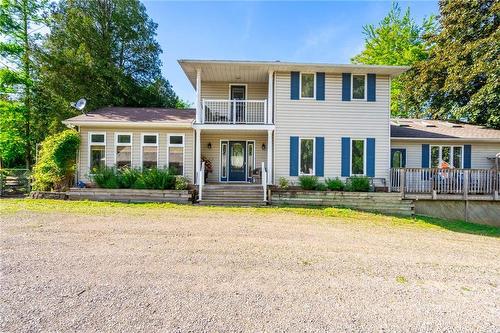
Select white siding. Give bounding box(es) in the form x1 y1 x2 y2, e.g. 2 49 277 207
78 127 194 183
273 72 391 181
391 140 500 169
200 131 268 183
201 82 268 100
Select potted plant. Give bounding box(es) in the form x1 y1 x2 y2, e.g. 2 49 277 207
201 156 213 183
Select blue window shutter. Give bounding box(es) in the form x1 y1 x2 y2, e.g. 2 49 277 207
290 136 299 176
421 144 430 168
367 74 376 102
315 137 324 176
367 138 375 177
316 72 325 101
342 73 351 101
464 145 471 168
291 72 299 100
341 137 351 177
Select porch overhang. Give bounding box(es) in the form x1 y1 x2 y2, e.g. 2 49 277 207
193 124 275 131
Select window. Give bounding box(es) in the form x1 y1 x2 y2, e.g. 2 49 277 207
89 132 106 171
430 145 463 168
115 133 132 169
141 134 158 169
299 138 314 175
221 142 228 179
168 134 184 175
352 74 366 100
300 73 315 99
247 142 255 176
351 139 365 175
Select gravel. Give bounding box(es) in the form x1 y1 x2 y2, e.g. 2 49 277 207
1 205 499 332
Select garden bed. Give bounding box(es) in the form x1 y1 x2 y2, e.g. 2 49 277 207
67 188 194 204
270 189 414 216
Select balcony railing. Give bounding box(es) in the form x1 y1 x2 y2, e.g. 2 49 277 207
202 99 268 124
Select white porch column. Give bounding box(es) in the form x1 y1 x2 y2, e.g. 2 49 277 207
195 68 202 123
195 128 201 184
267 70 274 124
267 129 273 184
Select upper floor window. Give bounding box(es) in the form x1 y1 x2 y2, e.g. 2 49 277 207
142 134 158 169
89 132 106 171
299 138 315 175
431 145 462 168
352 74 366 100
168 134 184 175
300 73 315 99
115 133 132 169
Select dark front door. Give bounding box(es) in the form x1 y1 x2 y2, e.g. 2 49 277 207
230 85 246 123
391 149 407 168
228 141 246 181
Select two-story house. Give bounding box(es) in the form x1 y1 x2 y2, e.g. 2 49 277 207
63 59 500 203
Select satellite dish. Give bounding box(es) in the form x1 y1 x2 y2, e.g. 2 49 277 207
71 98 87 115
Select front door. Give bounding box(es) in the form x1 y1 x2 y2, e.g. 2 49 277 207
228 141 246 181
230 85 246 123
391 149 407 168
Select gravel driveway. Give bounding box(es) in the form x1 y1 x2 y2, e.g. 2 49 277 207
1 200 499 332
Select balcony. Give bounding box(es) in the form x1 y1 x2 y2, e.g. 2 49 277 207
202 99 269 124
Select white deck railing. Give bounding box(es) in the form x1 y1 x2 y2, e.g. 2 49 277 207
202 99 268 124
390 168 500 196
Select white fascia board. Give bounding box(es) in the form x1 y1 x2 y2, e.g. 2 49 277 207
62 120 193 129
193 124 275 131
391 137 500 143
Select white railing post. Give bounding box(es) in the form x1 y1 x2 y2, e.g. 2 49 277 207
201 99 205 124
198 161 205 201
463 169 469 200
400 168 406 197
232 100 236 124
262 161 267 202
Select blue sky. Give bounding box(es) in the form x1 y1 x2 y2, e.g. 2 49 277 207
142 1 438 104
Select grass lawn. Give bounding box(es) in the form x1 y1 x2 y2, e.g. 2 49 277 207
1 199 499 331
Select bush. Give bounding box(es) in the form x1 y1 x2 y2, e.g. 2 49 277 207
141 168 175 190
315 182 327 191
92 167 119 189
32 130 80 191
175 176 189 190
278 176 289 190
118 168 141 188
347 176 370 192
298 175 319 190
325 177 344 191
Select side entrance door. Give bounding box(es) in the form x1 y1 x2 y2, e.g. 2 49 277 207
391 148 407 168
228 141 246 181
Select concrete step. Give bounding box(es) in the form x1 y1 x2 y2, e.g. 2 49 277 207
199 200 267 207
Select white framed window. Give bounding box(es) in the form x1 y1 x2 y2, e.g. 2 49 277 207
221 141 228 179
88 132 106 172
299 138 315 175
351 139 366 176
430 145 463 168
300 73 315 99
351 74 366 100
115 133 132 169
167 134 185 175
141 133 158 169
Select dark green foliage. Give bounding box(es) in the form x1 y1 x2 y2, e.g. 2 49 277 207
90 167 177 190
405 0 500 128
298 176 319 190
325 177 345 191
31 129 80 191
315 183 328 191
347 176 371 192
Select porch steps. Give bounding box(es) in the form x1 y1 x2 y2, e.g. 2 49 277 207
199 184 267 206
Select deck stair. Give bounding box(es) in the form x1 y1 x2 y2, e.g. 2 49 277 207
199 184 267 206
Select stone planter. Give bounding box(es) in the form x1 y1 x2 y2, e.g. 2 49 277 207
67 188 194 204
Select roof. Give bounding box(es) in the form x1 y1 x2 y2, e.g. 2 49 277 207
179 59 409 87
391 119 500 141
63 107 195 128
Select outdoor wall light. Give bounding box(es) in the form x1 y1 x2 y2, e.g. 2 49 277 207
262 143 266 150
208 142 212 149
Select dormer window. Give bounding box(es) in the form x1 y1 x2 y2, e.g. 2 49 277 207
300 73 315 99
352 74 366 100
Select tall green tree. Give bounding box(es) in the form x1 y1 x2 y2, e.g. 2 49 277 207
37 0 184 134
0 0 50 167
351 3 436 117
406 0 499 128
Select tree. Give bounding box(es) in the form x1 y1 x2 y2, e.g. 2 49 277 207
37 0 185 135
0 0 50 167
351 3 436 117
405 0 499 128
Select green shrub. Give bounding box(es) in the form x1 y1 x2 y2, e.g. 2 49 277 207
175 176 189 190
131 178 147 189
298 175 319 190
142 168 175 190
91 167 119 189
347 176 370 192
32 130 80 191
315 182 327 191
278 176 289 190
325 177 344 191
118 168 141 188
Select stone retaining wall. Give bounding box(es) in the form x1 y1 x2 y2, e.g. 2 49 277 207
66 188 193 204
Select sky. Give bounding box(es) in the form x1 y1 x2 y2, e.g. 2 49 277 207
142 1 439 104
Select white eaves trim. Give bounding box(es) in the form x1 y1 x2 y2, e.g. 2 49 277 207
62 120 194 129
391 137 500 143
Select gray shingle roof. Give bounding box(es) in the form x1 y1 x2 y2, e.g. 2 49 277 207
64 107 195 124
391 119 500 140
